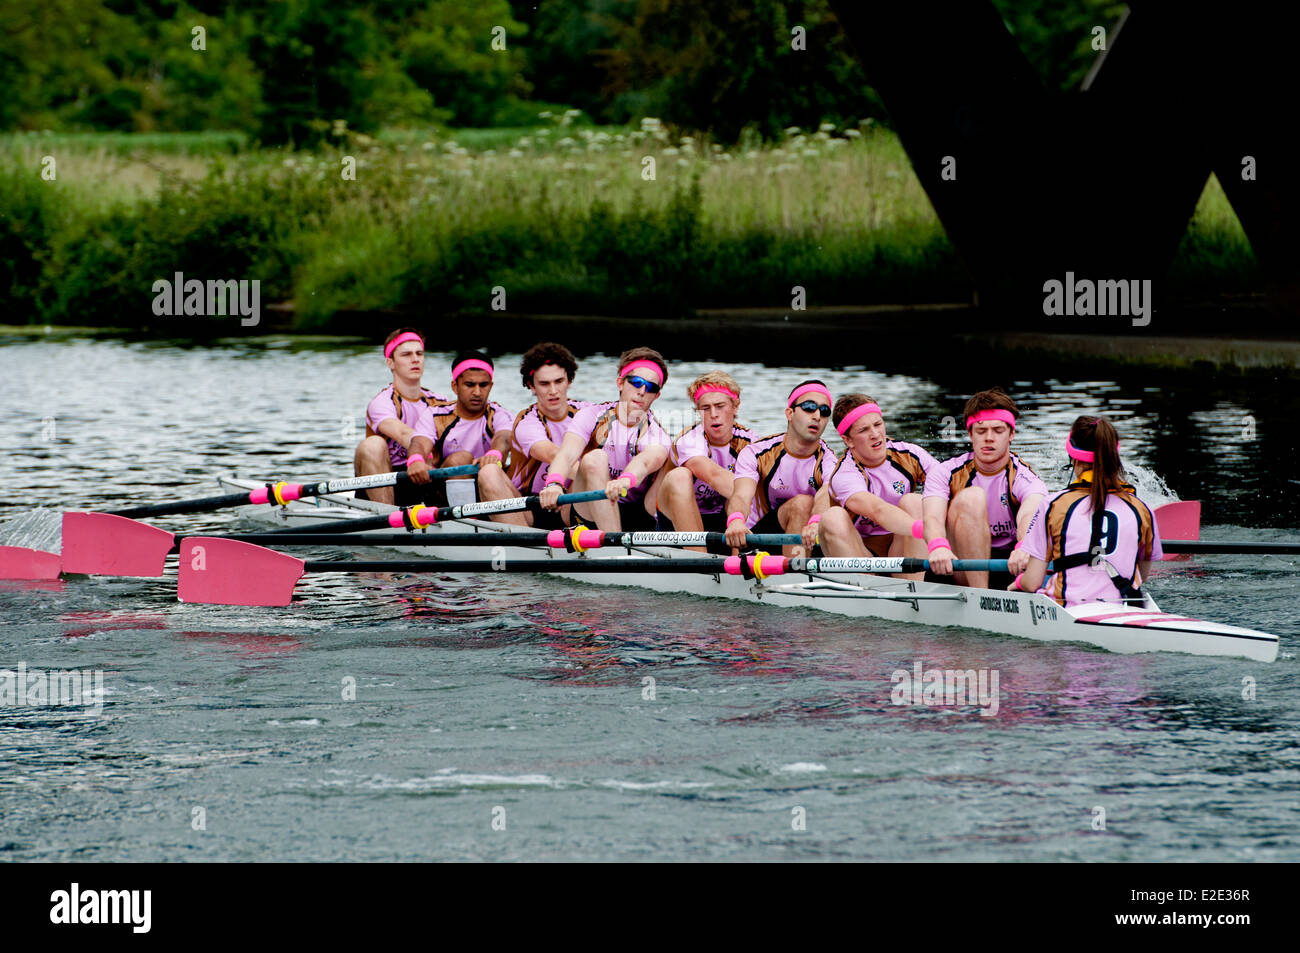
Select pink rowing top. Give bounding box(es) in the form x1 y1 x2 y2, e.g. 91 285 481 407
671 422 755 515
829 440 939 538
366 385 447 466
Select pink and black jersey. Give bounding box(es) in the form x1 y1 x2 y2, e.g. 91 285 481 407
670 423 755 515
509 400 590 493
1023 479 1163 607
366 385 447 466
923 451 1047 549
734 433 836 526
828 440 938 538
570 401 672 503
413 399 514 462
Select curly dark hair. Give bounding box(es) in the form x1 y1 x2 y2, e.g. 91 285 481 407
520 342 579 387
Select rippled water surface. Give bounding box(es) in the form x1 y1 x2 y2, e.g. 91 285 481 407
1 335 1297 861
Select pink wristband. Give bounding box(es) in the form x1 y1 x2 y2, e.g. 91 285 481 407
727 512 746 526
1010 573 1024 591
927 537 951 554
483 449 503 467
543 472 570 489
407 454 425 465
622 471 639 488
806 514 821 526
911 519 924 540
1013 538 1025 550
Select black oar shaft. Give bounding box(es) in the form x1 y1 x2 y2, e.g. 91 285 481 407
214 533 551 547
1161 539 1300 555
301 558 727 574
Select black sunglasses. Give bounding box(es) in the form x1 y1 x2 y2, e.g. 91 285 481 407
794 400 832 417
624 375 662 394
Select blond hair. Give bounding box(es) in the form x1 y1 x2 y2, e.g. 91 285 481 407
686 370 741 405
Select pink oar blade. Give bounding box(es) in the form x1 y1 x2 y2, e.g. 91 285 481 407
177 537 305 606
0 546 62 580
1155 500 1200 560
61 512 176 576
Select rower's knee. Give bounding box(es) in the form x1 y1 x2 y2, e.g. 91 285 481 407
354 435 389 471
951 486 986 520
661 466 694 502
899 493 923 518
779 495 813 529
444 450 473 468
580 449 609 480
477 465 514 497
819 506 855 542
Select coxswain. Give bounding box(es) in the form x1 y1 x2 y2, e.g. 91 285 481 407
354 328 447 506
477 342 588 528
923 387 1047 589
1012 415 1163 605
724 379 837 558
817 394 938 579
537 347 672 531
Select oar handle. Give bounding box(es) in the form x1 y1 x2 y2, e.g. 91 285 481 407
107 465 480 518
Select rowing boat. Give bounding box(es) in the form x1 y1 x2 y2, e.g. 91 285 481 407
215 475 1280 662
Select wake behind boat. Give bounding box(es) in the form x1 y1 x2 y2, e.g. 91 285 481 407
213 475 1281 663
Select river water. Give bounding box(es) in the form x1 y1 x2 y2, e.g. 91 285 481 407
0 334 1296 861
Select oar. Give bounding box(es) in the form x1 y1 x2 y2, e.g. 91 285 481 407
256 489 612 536
0 466 482 580
42 489 610 579
177 537 732 605
107 466 479 518
174 539 1028 607
546 529 801 551
1160 539 1300 555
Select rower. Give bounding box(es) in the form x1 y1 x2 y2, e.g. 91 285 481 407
724 379 836 558
923 387 1047 589
817 394 937 580
649 371 754 545
537 347 672 532
478 342 589 529
353 327 448 506
411 351 514 504
1013 416 1163 605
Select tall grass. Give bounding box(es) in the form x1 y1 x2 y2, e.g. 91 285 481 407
0 122 1259 328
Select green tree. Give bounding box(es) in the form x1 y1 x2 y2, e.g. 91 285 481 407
399 0 531 127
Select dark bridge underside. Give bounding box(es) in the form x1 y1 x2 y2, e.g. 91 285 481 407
828 0 1299 322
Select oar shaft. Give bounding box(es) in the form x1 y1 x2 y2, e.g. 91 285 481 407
208 532 552 547
1161 539 1300 555
107 466 479 518
264 489 609 536
300 558 727 574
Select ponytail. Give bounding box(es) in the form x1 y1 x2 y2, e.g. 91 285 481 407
1069 415 1125 536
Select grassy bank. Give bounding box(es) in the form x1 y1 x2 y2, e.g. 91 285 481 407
0 123 1257 329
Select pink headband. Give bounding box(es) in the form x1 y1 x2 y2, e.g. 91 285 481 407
836 402 882 436
692 384 739 404
787 383 832 408
619 360 664 385
451 358 494 381
966 409 1016 430
384 332 423 359
1067 437 1118 462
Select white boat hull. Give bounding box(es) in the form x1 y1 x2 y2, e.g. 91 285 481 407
217 475 1280 662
